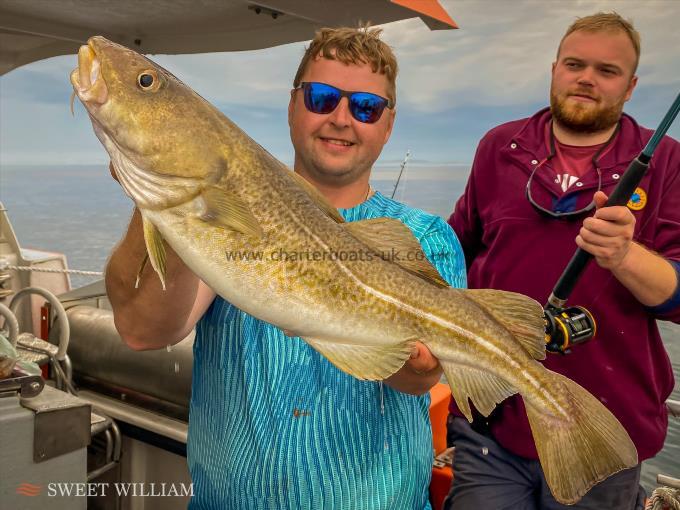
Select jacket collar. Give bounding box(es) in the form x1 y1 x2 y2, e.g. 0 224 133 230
511 107 647 169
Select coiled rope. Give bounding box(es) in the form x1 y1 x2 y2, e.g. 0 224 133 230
647 487 680 510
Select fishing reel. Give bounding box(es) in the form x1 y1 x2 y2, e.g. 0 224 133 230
544 305 596 354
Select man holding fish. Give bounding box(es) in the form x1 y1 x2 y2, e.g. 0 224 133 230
103 27 467 509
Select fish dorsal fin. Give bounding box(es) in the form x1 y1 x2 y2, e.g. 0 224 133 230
440 362 517 420
141 215 167 290
464 289 546 360
344 218 449 288
201 186 263 238
302 335 418 380
288 170 345 223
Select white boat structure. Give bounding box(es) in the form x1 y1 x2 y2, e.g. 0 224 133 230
0 1 678 509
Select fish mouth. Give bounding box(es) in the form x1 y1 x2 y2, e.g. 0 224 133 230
70 39 108 107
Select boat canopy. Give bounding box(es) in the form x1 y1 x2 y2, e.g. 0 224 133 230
0 0 457 75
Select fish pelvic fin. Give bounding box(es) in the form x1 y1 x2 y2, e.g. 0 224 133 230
344 218 449 287
302 335 418 380
134 254 149 289
440 363 517 421
289 170 345 223
526 371 638 505
201 186 263 238
463 289 546 360
141 216 167 290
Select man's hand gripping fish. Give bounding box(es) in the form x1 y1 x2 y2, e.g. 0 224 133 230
70 37 637 505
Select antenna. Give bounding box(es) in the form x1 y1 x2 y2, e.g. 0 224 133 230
390 150 411 199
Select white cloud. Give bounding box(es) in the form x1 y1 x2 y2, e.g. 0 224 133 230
150 42 305 108
143 0 680 114
380 0 680 111
1 0 679 164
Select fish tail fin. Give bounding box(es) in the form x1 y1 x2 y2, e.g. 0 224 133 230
525 370 637 505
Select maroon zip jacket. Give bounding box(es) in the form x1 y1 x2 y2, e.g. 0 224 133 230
448 107 680 461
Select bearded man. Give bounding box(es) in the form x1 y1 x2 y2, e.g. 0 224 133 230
444 12 680 510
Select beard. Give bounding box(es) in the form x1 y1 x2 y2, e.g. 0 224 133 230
550 87 625 134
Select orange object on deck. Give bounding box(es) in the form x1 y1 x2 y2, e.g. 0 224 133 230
429 383 454 510
431 465 454 510
429 382 451 454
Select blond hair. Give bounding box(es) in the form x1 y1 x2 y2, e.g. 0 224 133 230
293 26 398 104
558 12 640 74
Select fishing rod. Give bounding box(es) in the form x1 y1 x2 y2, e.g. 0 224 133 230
545 91 680 354
390 150 411 199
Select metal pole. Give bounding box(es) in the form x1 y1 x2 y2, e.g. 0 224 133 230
391 150 411 199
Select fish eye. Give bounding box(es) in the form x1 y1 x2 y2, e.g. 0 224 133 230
137 70 160 91
139 74 154 87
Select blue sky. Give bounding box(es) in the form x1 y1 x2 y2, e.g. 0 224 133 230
1 0 679 167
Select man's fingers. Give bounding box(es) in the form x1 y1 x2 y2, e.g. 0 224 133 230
578 225 631 249
408 341 439 373
576 231 605 249
576 235 618 255
593 190 609 209
592 205 635 224
581 217 631 238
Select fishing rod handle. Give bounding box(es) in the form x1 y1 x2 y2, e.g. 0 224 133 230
604 154 650 207
550 155 650 303
550 249 592 303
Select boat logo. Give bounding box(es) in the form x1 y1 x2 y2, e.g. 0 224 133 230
16 483 42 496
627 187 647 211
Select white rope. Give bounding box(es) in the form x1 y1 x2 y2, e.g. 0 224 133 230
3 265 103 277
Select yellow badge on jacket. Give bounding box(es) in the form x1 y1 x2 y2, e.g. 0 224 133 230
627 187 647 211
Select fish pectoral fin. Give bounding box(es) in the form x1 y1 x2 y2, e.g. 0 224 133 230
463 289 546 360
289 171 345 223
201 186 263 238
302 336 418 380
440 363 517 421
141 216 167 290
344 218 449 287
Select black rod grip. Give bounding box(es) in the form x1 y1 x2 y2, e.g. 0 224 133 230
551 156 650 302
552 249 593 302
604 154 650 207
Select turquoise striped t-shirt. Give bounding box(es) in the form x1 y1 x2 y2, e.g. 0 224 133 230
188 191 467 509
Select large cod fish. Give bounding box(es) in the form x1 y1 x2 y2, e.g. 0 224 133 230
71 37 637 504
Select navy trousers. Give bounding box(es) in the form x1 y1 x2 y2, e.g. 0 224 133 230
443 416 646 510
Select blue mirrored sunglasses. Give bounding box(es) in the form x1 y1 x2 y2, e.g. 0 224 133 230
294 81 394 124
